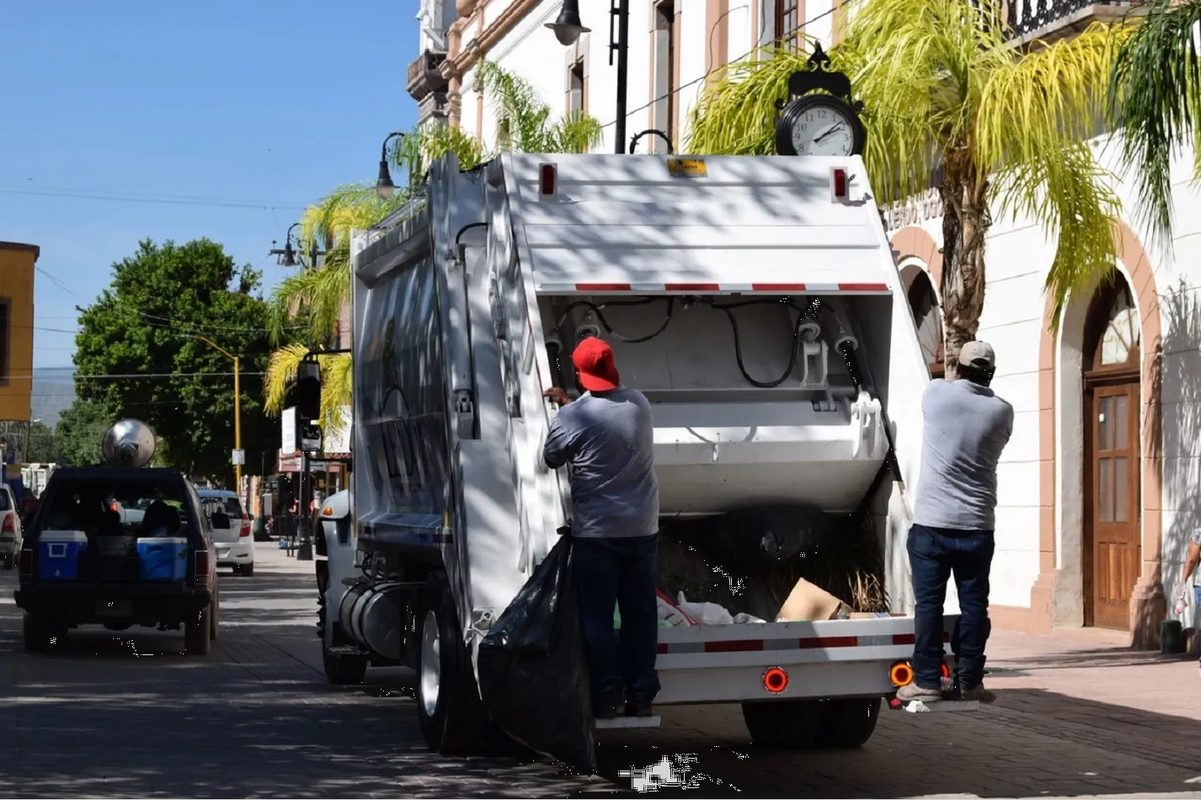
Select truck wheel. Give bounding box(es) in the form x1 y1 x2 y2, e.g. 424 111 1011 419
741 700 824 749
416 570 492 756
23 613 55 652
185 602 213 656
323 640 369 686
821 698 881 748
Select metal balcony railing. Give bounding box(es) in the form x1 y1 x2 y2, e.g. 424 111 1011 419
1005 0 1148 42
406 50 448 102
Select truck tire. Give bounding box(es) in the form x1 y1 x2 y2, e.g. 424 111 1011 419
185 602 213 656
416 570 492 756
22 613 55 652
821 698 880 748
741 700 824 749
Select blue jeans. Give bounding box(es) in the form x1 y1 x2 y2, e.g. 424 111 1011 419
1195 586 1201 664
908 523 995 690
572 534 661 710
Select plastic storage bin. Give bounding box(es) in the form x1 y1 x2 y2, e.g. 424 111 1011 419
136 537 189 581
39 530 89 581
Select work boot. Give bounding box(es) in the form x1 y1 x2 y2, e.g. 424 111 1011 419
896 683 942 704
960 684 996 704
624 701 654 718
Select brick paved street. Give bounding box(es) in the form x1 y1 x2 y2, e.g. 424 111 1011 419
4 544 1201 798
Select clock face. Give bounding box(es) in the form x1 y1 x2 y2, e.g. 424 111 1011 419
790 103 855 156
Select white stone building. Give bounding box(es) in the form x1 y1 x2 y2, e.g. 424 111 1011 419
409 0 1201 646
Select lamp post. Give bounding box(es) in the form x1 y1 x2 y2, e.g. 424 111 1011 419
270 222 325 268
376 131 406 199
548 0 628 155
193 335 242 489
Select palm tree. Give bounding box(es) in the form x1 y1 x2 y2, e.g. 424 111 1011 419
688 0 1133 369
1107 0 1201 250
263 63 602 429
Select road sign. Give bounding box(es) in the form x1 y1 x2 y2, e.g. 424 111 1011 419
231 449 246 466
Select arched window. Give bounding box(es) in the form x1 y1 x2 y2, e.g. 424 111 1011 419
1084 276 1141 375
906 269 945 379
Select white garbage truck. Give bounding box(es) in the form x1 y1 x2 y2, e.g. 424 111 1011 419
313 151 967 761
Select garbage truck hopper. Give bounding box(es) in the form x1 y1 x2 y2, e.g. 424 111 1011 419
319 152 969 767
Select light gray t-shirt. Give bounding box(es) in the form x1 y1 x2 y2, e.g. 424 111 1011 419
543 386 660 539
912 378 1014 531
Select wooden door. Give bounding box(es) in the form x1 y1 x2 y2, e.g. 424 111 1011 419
1084 382 1141 630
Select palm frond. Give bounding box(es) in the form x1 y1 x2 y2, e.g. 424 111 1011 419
993 141 1121 326
686 45 814 155
1108 0 1201 249
300 184 409 252
978 22 1129 174
264 343 309 415
549 111 605 154
319 353 353 437
840 0 1011 198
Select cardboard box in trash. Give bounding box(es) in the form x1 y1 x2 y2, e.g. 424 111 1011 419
775 577 852 622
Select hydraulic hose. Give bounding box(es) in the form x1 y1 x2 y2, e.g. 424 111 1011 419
836 335 904 487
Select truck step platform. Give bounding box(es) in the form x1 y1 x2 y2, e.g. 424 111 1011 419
595 716 662 730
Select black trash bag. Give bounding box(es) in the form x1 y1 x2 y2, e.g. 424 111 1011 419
666 504 843 573
477 535 596 774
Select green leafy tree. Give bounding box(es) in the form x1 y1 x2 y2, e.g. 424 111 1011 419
54 398 113 467
73 238 276 482
1107 0 1201 249
688 0 1133 369
16 421 60 463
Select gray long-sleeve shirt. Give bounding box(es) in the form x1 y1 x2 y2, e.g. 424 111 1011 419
543 387 660 539
912 378 1014 531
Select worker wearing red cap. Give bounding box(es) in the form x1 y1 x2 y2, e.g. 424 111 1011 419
543 336 661 720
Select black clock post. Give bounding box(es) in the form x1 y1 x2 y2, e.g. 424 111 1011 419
775 43 867 157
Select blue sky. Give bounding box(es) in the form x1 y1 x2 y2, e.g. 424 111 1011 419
0 1 419 371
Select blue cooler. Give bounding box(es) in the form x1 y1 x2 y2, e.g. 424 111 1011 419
38 530 89 581
136 537 189 581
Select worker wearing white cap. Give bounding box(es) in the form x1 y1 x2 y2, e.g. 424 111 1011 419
897 340 1014 706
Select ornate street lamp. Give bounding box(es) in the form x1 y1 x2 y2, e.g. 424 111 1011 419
548 0 627 155
376 131 406 199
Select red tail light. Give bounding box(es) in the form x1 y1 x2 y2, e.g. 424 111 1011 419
539 163 557 198
831 167 849 201
2 513 13 534
239 514 251 538
195 550 210 585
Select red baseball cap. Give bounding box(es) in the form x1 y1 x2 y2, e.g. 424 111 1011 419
572 337 620 392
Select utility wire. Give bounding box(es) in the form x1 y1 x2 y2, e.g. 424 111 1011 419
600 0 859 132
0 185 308 211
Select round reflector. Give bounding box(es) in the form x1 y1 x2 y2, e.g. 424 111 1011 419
889 661 914 687
762 666 788 694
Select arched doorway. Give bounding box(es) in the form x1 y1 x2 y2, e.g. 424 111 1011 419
1082 272 1142 630
902 265 945 378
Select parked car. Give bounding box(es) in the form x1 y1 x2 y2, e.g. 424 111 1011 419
13 467 220 654
197 489 254 576
0 484 22 570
